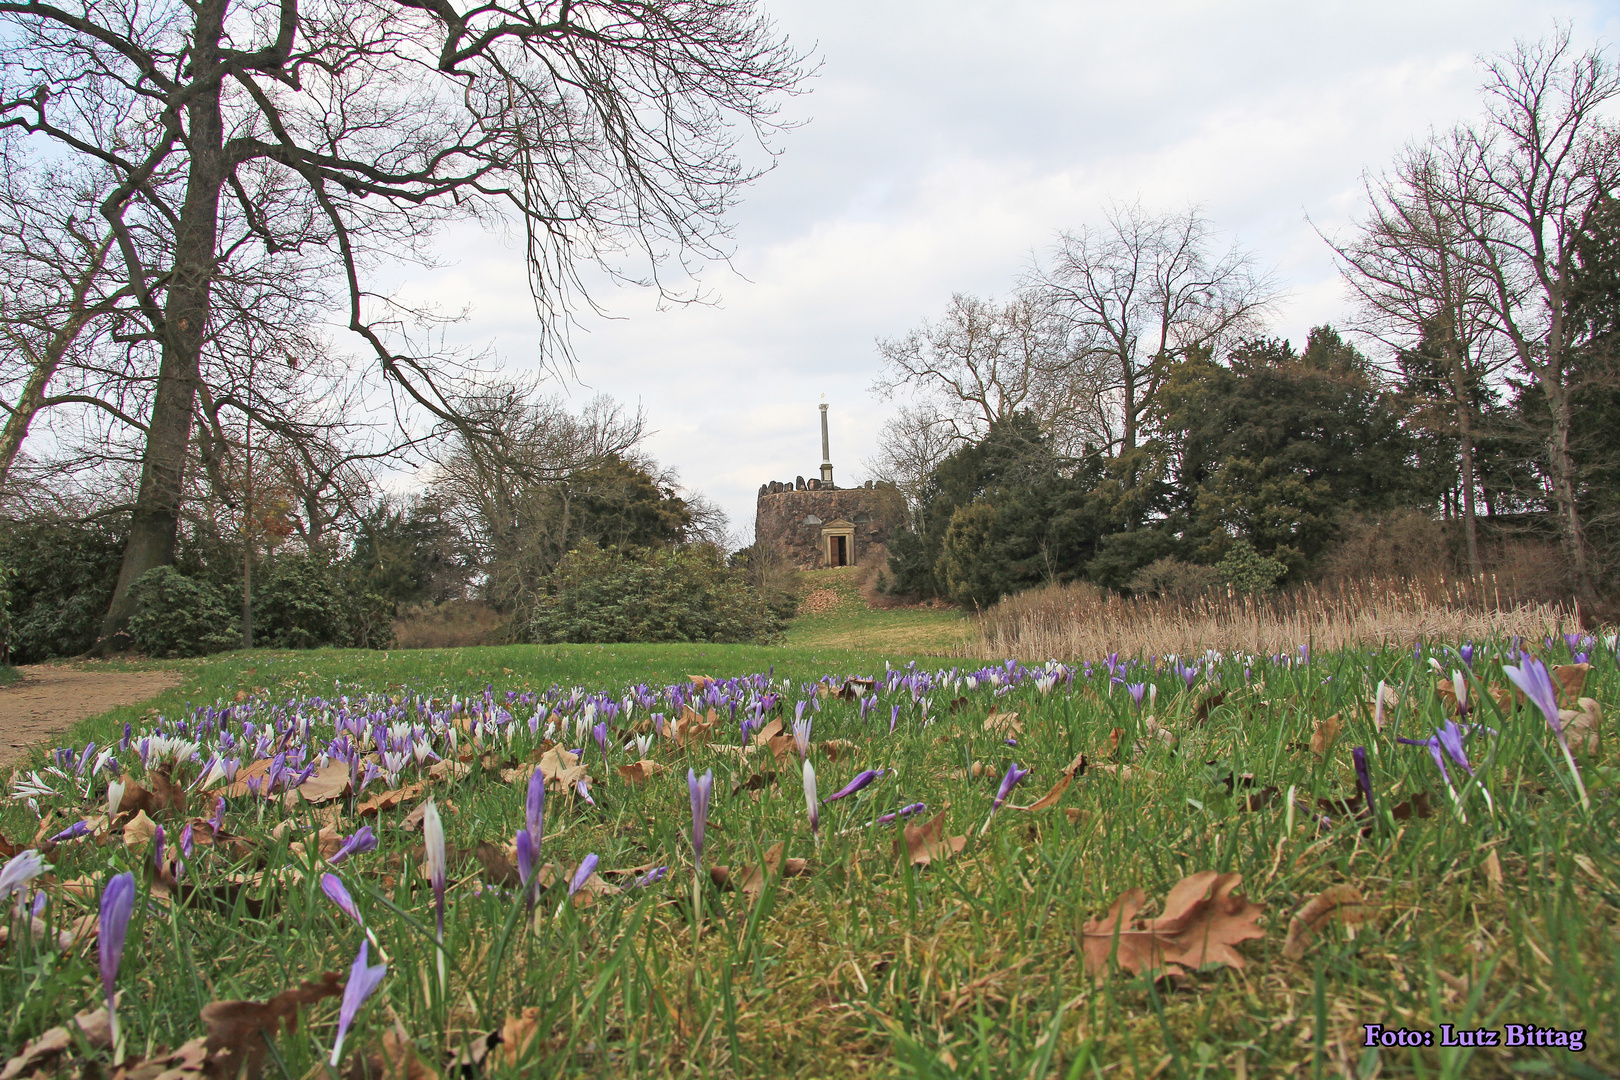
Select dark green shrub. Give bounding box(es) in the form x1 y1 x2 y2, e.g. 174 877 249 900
523 543 781 644
255 552 394 650
1216 539 1289 595
127 566 240 658
0 517 126 661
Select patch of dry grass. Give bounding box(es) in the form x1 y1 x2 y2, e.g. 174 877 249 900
968 576 1576 661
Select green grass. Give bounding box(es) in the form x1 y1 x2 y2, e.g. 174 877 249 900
783 567 970 653
3 638 1618 1079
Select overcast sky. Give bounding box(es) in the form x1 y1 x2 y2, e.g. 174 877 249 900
395 0 1620 541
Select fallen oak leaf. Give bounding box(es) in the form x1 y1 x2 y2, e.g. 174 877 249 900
1562 697 1602 756
201 971 343 1080
225 758 275 798
1192 691 1228 726
617 760 667 785
499 1007 541 1068
1309 713 1342 757
1551 663 1589 706
1011 771 1071 812
122 809 159 851
709 841 809 898
146 769 188 817
1281 884 1368 960
820 739 858 762
355 782 426 818
1080 871 1265 978
983 711 1022 737
0 1002 113 1080
895 811 967 869
290 760 352 805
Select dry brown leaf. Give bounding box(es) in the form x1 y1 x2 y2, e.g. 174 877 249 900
1309 713 1342 756
1012 771 1071 812
146 769 188 817
1370 684 1402 730
1434 679 1462 715
617 760 667 784
377 1028 440 1080
289 825 343 861
1081 871 1265 978
292 761 352 804
1482 850 1504 893
1281 884 1368 960
1563 697 1602 756
0 1003 113 1080
428 758 471 782
201 971 342 1080
1551 663 1590 706
688 674 716 689
355 782 426 818
499 1007 540 1068
123 809 159 851
673 706 718 747
538 746 588 792
473 841 521 887
225 758 275 798
896 811 968 868
709 841 810 898
766 733 796 763
118 1036 215 1079
752 718 784 746
820 739 858 761
1192 690 1228 726
983 711 1022 737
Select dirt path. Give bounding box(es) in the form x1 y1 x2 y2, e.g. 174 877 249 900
0 665 181 768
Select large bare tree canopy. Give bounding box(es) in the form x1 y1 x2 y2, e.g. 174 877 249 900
0 0 809 645
1028 204 1276 454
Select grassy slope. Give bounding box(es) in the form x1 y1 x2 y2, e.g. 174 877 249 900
5 604 1618 1078
782 566 970 654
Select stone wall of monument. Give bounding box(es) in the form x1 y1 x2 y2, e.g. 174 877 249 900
754 482 907 570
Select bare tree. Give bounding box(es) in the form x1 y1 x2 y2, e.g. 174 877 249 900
864 403 956 520
0 161 141 495
430 385 648 612
1028 203 1276 453
1424 30 1620 606
1331 146 1512 577
871 291 1104 452
0 0 809 646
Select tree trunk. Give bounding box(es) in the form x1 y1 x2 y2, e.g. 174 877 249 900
1541 378 1599 610
95 0 227 651
1445 343 1482 578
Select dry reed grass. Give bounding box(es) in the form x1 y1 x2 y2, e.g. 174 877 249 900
392 600 504 649
966 575 1576 661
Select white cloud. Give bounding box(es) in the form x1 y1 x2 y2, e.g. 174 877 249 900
386 0 1619 537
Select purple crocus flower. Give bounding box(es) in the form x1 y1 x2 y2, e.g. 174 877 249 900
1126 683 1147 708
592 722 609 762
0 850 48 900
49 820 91 843
630 866 669 889
569 854 599 897
525 768 545 849
180 823 194 859
876 803 927 825
321 873 363 924
1352 747 1374 817
992 763 1030 811
328 940 387 1067
823 769 884 803
1459 643 1475 668
329 826 377 865
153 824 165 870
99 872 136 1048
890 704 900 735
515 830 536 891
209 796 225 834
1504 655 1588 809
688 768 713 864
